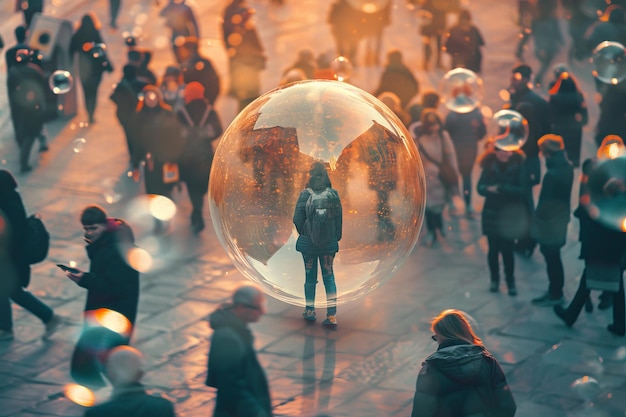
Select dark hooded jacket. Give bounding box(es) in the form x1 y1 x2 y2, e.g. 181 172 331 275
84 383 175 417
373 57 419 109
477 150 531 240
411 339 516 417
0 170 30 287
79 218 139 325
548 78 588 167
206 306 272 417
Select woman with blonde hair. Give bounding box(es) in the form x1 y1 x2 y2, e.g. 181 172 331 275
411 309 517 417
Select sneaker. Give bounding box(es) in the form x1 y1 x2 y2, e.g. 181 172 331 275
302 309 316 322
489 281 499 293
532 293 563 307
0 330 14 341
43 314 63 339
508 287 518 296
322 315 337 329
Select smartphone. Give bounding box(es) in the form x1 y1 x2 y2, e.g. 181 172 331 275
56 264 81 274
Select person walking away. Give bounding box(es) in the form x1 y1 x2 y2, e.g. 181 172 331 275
109 0 122 29
531 135 574 306
176 82 223 234
222 0 266 111
444 105 487 215
293 162 342 328
19 0 43 28
70 13 114 124
477 143 530 295
0 170 62 341
443 9 485 73
548 70 588 168
64 205 140 388
411 309 516 417
178 37 221 106
159 0 200 62
327 0 361 65
83 346 176 417
414 110 461 246
530 0 563 87
206 284 273 417
374 49 419 110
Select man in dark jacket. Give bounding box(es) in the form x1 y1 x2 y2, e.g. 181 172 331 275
206 284 272 417
531 135 574 306
65 205 139 388
84 346 176 417
374 49 419 109
179 37 221 106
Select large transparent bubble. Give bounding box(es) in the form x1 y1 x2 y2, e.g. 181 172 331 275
581 137 626 231
209 80 426 308
439 68 483 114
490 110 529 151
591 41 626 85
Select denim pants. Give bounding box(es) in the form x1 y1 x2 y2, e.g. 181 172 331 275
487 236 515 285
303 253 337 316
0 287 53 332
540 245 564 298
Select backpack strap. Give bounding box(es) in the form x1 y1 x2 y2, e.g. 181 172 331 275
179 106 194 127
198 105 212 127
416 136 442 167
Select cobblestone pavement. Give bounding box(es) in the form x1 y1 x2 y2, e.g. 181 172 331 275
0 1 625 416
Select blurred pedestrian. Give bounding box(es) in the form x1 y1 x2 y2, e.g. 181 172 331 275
160 0 200 62
178 37 220 106
584 5 626 56
378 92 411 127
0 170 62 341
530 0 563 87
411 309 516 417
206 284 273 417
293 162 342 328
176 82 223 233
359 0 391 66
109 0 122 29
327 0 361 64
548 70 588 167
4 25 28 71
413 110 460 246
418 0 447 70
222 0 266 111
477 143 530 295
408 90 440 133
70 13 114 124
159 65 186 111
83 346 176 417
314 51 335 80
594 83 626 148
515 0 536 60
282 48 317 79
136 50 158 86
531 135 574 306
444 106 487 215
65 205 139 388
374 49 419 109
443 9 485 73
19 0 43 28
562 0 596 61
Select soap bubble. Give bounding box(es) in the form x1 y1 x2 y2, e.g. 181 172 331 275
489 110 529 151
208 80 426 308
346 0 390 13
120 195 180 273
591 41 626 85
580 0 609 18
102 177 124 204
581 137 626 231
439 68 484 114
91 43 107 59
572 376 601 401
330 56 353 82
73 138 87 153
48 70 74 94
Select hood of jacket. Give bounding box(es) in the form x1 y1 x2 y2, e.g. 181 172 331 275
209 305 253 346
425 342 489 384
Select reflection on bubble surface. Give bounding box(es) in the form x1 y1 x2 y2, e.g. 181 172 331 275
209 80 426 307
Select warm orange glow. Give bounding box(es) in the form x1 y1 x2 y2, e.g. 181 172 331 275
149 195 176 221
64 383 95 407
127 247 153 273
89 308 132 336
622 217 626 232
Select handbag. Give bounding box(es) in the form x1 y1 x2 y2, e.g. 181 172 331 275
417 133 459 190
585 261 623 293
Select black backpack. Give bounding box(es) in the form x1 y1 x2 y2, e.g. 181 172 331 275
305 187 339 246
25 213 49 264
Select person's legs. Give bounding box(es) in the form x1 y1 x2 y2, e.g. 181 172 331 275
109 0 121 28
555 269 591 326
19 133 36 173
11 287 53 324
187 182 206 233
486 235 501 290
83 79 100 123
609 274 625 335
422 36 431 70
303 254 318 313
320 254 337 317
501 238 516 294
0 296 13 333
424 209 437 245
462 173 472 210
541 245 564 299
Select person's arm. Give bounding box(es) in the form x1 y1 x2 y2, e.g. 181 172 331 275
293 191 309 235
490 358 517 417
334 190 342 242
476 164 496 196
411 362 438 417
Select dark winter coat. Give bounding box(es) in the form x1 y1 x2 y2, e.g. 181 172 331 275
206 306 272 417
159 1 200 39
0 171 30 288
182 55 221 105
80 218 139 325
7 63 48 139
531 17 563 56
595 84 626 148
177 99 223 187
222 1 266 69
509 86 551 161
549 86 587 167
411 338 516 417
531 151 573 247
444 24 485 73
4 42 29 70
584 9 626 54
293 188 342 255
444 107 487 176
83 383 176 417
477 150 531 240
419 0 446 37
70 25 113 88
374 62 419 109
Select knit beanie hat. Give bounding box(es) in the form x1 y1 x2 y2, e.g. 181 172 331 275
538 134 565 154
183 81 205 104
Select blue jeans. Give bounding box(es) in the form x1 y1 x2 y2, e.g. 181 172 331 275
0 287 53 332
303 253 337 316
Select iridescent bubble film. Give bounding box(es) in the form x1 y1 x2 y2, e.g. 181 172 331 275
209 80 426 307
48 70 74 94
330 56 353 82
591 41 626 85
490 110 529 151
439 68 484 114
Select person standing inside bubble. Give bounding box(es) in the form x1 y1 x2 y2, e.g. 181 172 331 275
293 161 342 328
477 142 530 296
411 309 517 417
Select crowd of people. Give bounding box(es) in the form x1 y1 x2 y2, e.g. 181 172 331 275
1 0 626 416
